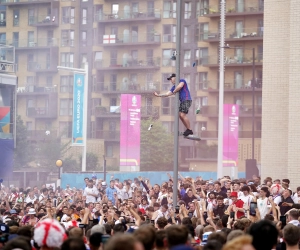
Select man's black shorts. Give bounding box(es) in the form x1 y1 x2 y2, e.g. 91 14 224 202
179 100 192 114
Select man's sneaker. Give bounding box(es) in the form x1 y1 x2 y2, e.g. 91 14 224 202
183 129 193 137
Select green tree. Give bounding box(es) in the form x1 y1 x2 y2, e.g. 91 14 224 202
35 138 71 171
62 156 80 171
79 152 99 171
13 115 33 169
140 119 173 171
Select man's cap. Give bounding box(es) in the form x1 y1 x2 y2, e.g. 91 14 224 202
167 73 176 80
101 182 107 186
200 231 212 246
230 191 238 197
91 175 97 179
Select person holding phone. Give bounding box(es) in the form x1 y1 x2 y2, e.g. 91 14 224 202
257 187 272 219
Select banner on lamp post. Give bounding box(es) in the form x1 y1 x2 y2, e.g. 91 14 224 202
72 74 85 146
223 104 239 167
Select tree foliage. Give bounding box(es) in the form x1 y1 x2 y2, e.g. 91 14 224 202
13 115 33 169
140 119 173 171
79 152 100 171
35 138 71 171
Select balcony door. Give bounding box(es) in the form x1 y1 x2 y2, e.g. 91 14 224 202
28 31 34 47
234 71 243 89
131 26 138 43
235 21 243 38
236 0 244 12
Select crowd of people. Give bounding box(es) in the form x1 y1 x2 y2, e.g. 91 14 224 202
0 173 300 250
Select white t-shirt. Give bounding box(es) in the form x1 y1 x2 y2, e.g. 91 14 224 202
83 186 99 203
25 196 37 204
257 197 271 219
240 194 254 207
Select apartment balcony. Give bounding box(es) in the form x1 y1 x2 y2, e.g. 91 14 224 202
101 33 161 47
200 130 262 140
27 129 57 141
94 9 161 23
0 62 16 73
200 2 263 17
17 85 57 95
0 0 54 6
200 55 263 68
196 79 262 92
94 106 159 119
95 57 160 71
8 38 58 50
200 27 263 43
27 106 57 119
27 61 57 73
200 105 262 117
28 15 58 27
92 81 160 94
95 130 120 141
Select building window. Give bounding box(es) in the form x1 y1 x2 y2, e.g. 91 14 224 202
46 76 52 87
0 9 6 27
60 76 73 93
163 1 176 18
62 7 75 24
162 49 175 67
184 2 191 19
28 9 34 25
81 53 87 68
197 72 208 90
26 122 33 131
162 98 175 115
0 33 6 45
112 4 119 15
61 53 74 67
60 99 73 116
199 23 209 40
199 48 208 65
183 50 191 67
61 30 74 47
163 24 176 42
82 8 87 24
183 26 191 43
13 10 19 26
81 31 87 47
59 121 72 138
94 51 102 68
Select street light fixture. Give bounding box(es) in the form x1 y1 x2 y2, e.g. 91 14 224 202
222 45 256 161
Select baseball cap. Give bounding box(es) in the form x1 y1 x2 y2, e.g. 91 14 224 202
167 73 176 80
0 224 9 234
230 191 238 197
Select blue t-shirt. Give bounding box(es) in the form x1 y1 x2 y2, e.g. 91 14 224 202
170 79 192 102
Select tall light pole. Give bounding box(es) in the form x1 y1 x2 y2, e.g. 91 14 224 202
217 0 226 179
57 63 88 172
251 48 255 160
172 0 182 207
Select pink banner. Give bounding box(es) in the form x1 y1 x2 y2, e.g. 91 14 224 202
120 94 141 171
223 104 239 167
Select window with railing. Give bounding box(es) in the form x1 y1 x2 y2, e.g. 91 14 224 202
94 51 102 68
13 10 19 27
60 53 74 67
163 1 176 18
60 76 73 93
61 30 74 47
163 24 176 43
81 31 87 47
59 99 73 116
197 72 208 90
0 33 6 45
183 26 191 43
162 49 176 67
199 23 209 40
62 7 75 24
0 10 6 27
